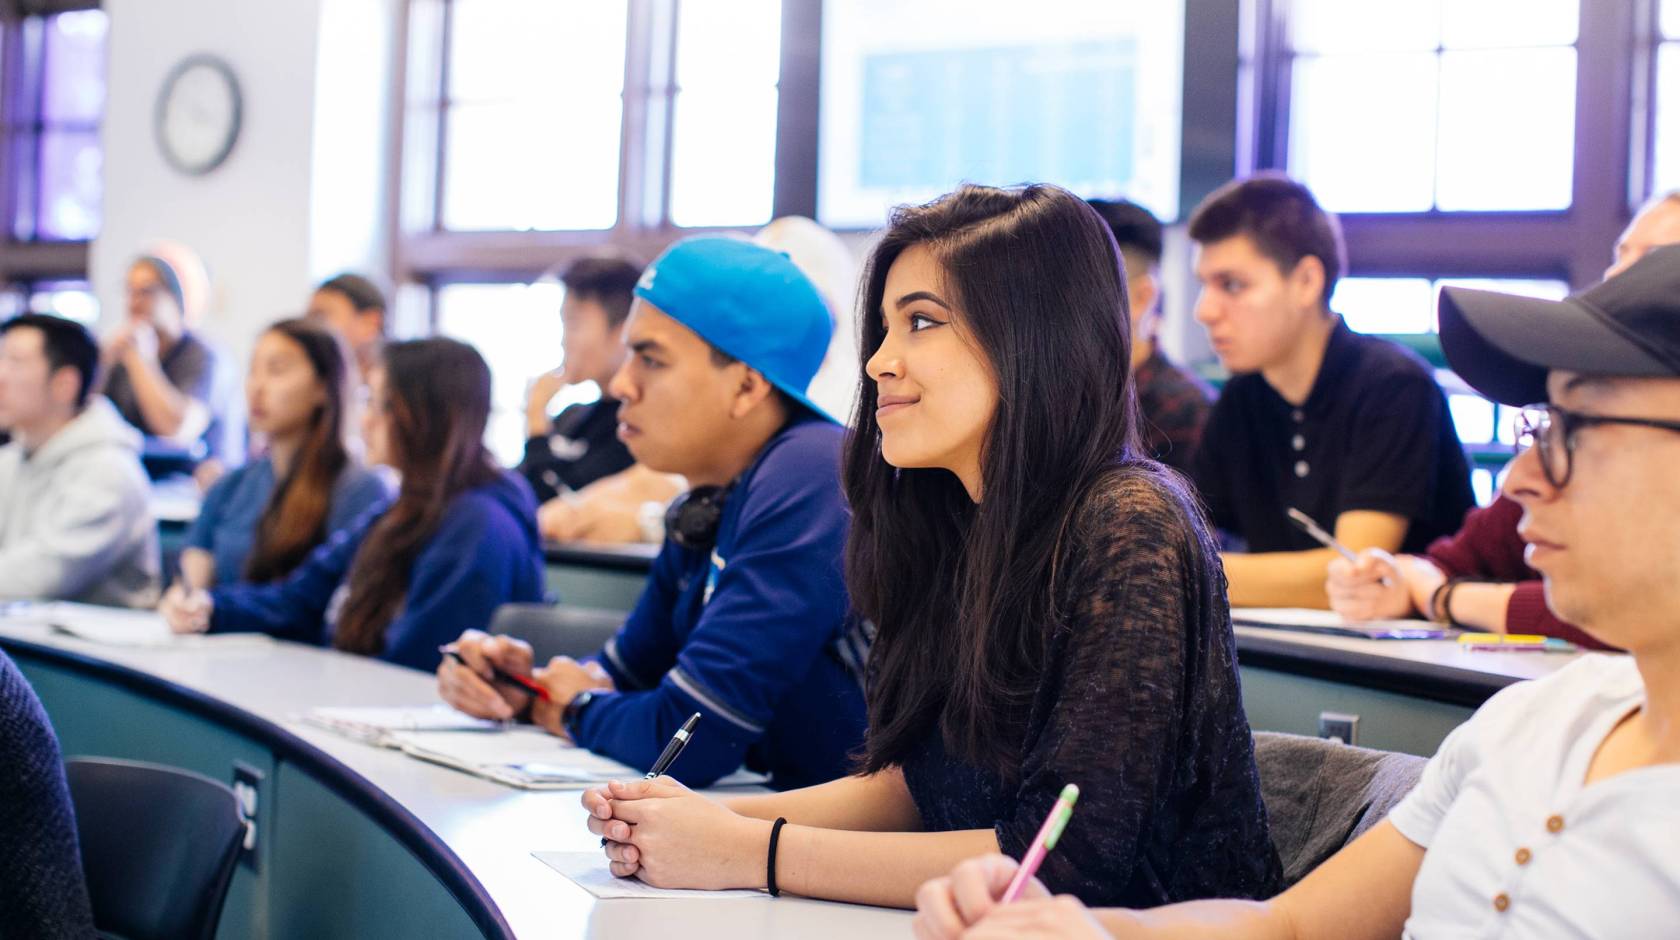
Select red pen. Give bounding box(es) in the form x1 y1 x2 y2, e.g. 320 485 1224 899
440 646 552 702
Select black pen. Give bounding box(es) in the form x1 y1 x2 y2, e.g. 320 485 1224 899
645 712 702 780
602 713 701 846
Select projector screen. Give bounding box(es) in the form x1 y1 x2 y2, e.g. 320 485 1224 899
818 0 1186 230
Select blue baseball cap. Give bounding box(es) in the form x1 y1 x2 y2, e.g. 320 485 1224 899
634 237 838 424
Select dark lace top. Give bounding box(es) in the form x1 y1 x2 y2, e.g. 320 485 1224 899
901 465 1283 907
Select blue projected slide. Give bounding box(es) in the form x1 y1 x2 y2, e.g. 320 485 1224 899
858 40 1137 194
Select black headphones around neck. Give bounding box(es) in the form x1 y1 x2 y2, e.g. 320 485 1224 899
663 484 733 551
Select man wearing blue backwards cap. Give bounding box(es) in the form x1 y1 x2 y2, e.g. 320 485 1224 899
438 237 867 790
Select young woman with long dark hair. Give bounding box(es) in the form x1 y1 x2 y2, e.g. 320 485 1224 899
163 318 387 592
578 184 1281 908
160 337 546 671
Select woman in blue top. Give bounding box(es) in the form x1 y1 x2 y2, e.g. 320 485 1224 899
173 318 387 590
160 338 546 672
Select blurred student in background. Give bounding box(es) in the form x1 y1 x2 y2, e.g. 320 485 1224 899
165 318 388 592
161 337 544 672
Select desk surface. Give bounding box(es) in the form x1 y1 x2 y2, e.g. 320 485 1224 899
1234 625 1586 707
542 541 660 573
0 621 910 940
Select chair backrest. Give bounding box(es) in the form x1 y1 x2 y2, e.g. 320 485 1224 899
65 757 246 940
490 603 626 663
1252 731 1428 886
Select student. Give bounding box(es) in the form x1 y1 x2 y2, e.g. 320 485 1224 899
307 272 388 384
518 255 640 506
574 186 1280 908
1087 198 1214 473
99 254 225 461
164 319 388 591
437 237 866 790
911 245 1680 940
0 314 159 606
1326 190 1680 648
160 338 544 672
1187 174 1474 608
0 650 96 938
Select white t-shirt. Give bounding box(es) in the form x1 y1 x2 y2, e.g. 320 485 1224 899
1389 654 1680 938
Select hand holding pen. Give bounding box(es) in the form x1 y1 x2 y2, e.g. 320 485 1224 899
159 559 213 634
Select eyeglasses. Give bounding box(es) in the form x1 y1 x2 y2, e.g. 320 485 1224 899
1515 403 1680 489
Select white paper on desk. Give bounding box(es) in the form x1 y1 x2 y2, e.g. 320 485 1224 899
303 705 506 745
1231 608 1447 639
393 727 637 788
532 851 764 899
0 602 175 646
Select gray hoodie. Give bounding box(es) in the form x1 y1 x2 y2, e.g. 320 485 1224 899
0 397 160 607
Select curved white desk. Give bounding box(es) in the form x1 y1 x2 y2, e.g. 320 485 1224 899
0 621 911 939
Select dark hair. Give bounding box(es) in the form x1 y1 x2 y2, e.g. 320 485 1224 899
846 183 1141 778
1187 172 1346 307
0 314 99 407
560 254 644 326
334 338 499 656
1086 198 1164 274
317 273 388 327
243 319 356 583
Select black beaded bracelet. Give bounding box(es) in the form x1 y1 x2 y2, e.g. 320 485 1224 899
767 817 788 897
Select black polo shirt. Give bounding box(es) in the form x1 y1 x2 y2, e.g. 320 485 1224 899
515 397 634 503
1191 318 1475 555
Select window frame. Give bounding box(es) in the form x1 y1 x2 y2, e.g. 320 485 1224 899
391 0 820 311
0 0 101 287
1246 0 1638 289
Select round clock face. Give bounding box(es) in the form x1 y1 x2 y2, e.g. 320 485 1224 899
156 56 242 175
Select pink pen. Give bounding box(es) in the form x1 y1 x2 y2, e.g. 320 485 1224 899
1001 783 1080 903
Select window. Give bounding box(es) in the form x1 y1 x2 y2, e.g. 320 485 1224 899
434 280 594 465
1331 275 1568 335
0 278 97 324
5 8 107 242
431 0 628 232
1286 0 1578 212
668 0 782 228
1656 0 1680 195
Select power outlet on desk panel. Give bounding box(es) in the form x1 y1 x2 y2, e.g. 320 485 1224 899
232 761 263 872
1318 712 1360 746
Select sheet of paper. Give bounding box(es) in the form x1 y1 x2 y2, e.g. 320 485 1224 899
393 726 638 786
306 705 506 735
531 851 765 900
2 602 175 646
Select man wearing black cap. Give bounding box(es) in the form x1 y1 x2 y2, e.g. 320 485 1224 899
911 245 1680 938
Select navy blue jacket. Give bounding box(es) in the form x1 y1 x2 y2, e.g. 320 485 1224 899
0 651 95 937
208 470 546 672
578 419 869 790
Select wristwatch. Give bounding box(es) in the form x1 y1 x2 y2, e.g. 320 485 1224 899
562 689 597 736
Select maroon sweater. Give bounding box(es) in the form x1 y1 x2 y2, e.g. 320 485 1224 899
1424 495 1617 651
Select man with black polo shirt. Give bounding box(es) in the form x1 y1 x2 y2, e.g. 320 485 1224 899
1187 174 1474 609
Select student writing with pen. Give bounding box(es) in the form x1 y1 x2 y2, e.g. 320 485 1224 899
577 186 1279 908
437 239 868 792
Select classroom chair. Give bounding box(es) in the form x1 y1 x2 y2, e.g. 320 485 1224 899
1252 731 1427 886
65 757 245 940
490 602 626 663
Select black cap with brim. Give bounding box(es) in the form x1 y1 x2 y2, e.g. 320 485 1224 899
1438 244 1680 407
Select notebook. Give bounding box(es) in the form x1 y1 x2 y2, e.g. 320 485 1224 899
1231 607 1449 640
